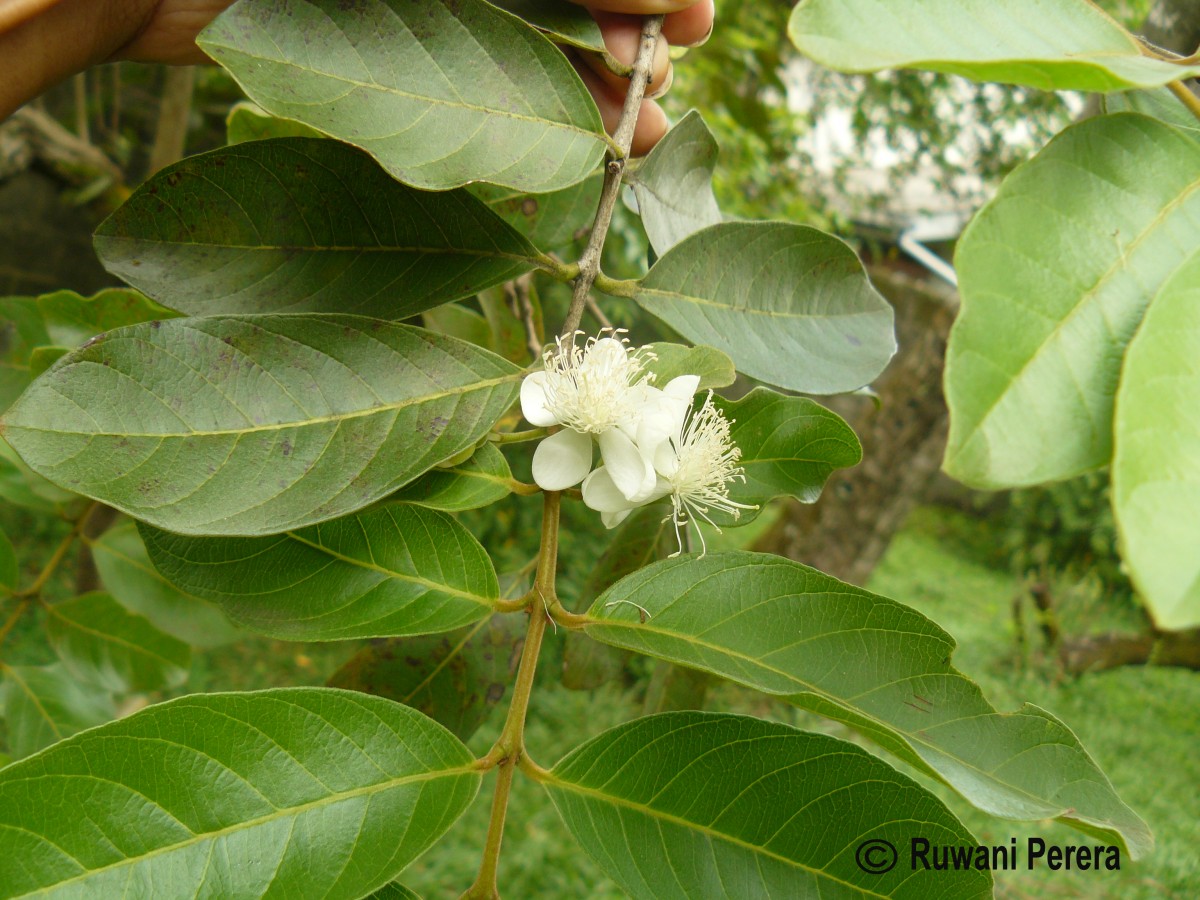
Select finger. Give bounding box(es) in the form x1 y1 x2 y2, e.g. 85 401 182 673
570 0 695 13
580 11 670 96
661 0 713 47
574 58 669 156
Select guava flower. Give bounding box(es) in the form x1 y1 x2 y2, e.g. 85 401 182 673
521 330 660 498
582 390 756 555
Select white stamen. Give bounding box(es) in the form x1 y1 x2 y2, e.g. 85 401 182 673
539 329 655 434
662 392 757 557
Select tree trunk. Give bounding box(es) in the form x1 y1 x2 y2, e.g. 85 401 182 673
752 267 956 585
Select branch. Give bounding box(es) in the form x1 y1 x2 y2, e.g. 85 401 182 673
463 492 559 900
559 14 665 340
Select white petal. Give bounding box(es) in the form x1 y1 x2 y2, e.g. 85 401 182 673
602 509 634 529
599 428 657 502
654 439 680 478
664 374 700 402
635 385 690 465
532 429 592 490
520 372 559 427
582 467 639 513
581 337 627 373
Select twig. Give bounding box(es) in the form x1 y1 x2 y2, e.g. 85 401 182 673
505 273 543 361
559 14 665 340
463 492 559 899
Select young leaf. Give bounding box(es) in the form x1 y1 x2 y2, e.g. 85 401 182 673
634 223 895 394
1113 252 1200 631
0 689 480 897
44 591 191 692
789 0 1200 91
0 315 522 535
544 712 992 899
643 342 735 391
1 664 116 760
328 613 524 741
586 552 1153 858
712 387 862 524
141 505 499 641
89 521 241 648
199 0 607 192
629 110 723 255
393 442 515 512
944 114 1200 488
0 296 50 413
37 287 177 348
225 100 324 144
470 175 604 250
95 139 544 319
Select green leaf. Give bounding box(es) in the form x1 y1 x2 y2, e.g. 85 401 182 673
89 520 241 648
0 688 480 897
789 0 1200 91
1104 89 1200 140
644 342 735 391
141 504 499 641
37 287 177 348
470 176 604 250
634 223 895 394
225 100 324 144
544 712 992 899
641 661 709 714
422 304 494 350
199 0 607 192
488 0 605 54
1113 251 1200 631
0 315 522 535
629 110 722 255
44 591 191 693
711 388 862 525
0 525 16 592
328 613 524 740
0 296 50 414
26 346 69 377
479 286 540 364
563 505 671 691
393 442 514 512
95 139 543 319
586 552 1153 858
0 438 76 513
1 664 116 761
365 884 422 900
944 114 1200 488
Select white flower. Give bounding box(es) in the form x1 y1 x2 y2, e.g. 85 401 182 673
582 390 756 555
521 330 661 499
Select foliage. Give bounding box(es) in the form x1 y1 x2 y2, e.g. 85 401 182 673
3 0 1196 896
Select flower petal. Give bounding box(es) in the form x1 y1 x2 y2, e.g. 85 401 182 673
532 429 592 490
600 428 657 502
602 509 634 529
581 466 639 513
664 374 701 402
580 337 627 374
520 372 559 427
